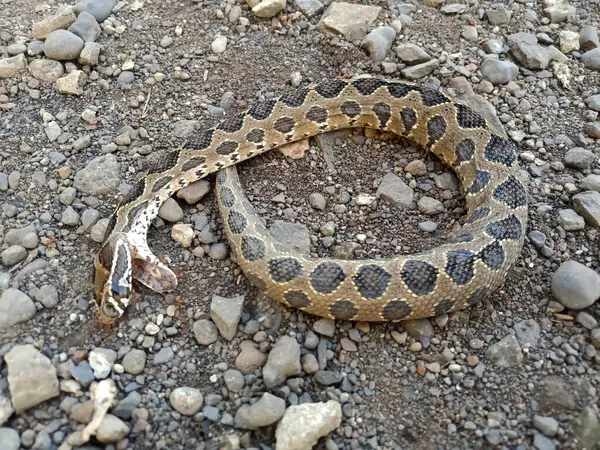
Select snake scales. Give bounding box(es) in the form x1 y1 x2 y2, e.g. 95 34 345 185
93 77 528 323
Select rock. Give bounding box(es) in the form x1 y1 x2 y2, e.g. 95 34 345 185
28 59 64 83
193 319 219 345
56 70 87 95
235 392 285 428
564 147 595 170
152 347 174 365
117 71 134 85
210 294 244 341
70 400 94 423
573 191 600 227
462 25 478 41
418 196 444 215
576 311 597 330
557 209 585 231
0 395 14 426
79 41 101 65
61 206 80 225
275 400 342 450
74 0 117 22
581 48 600 71
317 2 382 41
419 221 438 232
122 348 146 374
402 318 434 338
70 362 95 386
169 387 203 416
482 38 504 54
111 391 141 420
32 10 77 39
481 58 519 85
510 42 550 70
252 0 286 18
263 336 301 388
158 198 184 222
559 30 580 54
68 11 102 42
294 0 324 17
172 224 194 247
539 376 575 412
88 348 117 379
0 289 36 330
485 335 523 368
401 59 439 80
396 43 431 65
586 94 600 112
5 344 59 413
73 154 120 194
211 35 228 54
514 319 541 348
0 428 20 450
585 122 600 139
308 192 326 210
1 245 27 266
44 30 84 60
543 4 576 23
574 406 600 450
377 173 413 208
313 318 335 337
258 222 305 256
361 26 396 62
33 284 59 308
96 414 130 443
0 54 27 78
580 25 600 52
533 433 555 450
208 243 228 260
177 180 211 204
551 260 600 309
581 174 600 192
224 369 244 393
486 7 511 25
235 342 267 373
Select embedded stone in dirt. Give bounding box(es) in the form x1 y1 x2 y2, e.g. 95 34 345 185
210 294 245 341
552 260 600 310
262 336 301 388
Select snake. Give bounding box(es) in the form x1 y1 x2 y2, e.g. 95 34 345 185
93 77 528 323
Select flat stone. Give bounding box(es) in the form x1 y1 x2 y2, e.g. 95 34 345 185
485 335 523 368
0 54 27 78
510 42 550 70
0 428 19 450
235 392 285 428
481 58 519 85
210 294 245 341
361 26 396 62
176 180 211 204
377 172 413 208
79 41 101 65
96 414 130 443
294 0 324 17
581 48 600 71
68 11 102 42
74 154 120 195
572 191 600 227
317 2 382 41
56 70 87 95
263 336 301 388
557 209 585 231
401 59 439 80
564 147 595 170
552 260 600 309
269 221 311 255
0 288 36 330
580 174 600 192
32 10 77 39
252 0 286 18
122 349 146 374
5 344 59 413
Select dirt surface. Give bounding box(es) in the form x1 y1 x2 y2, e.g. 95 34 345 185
1 0 600 449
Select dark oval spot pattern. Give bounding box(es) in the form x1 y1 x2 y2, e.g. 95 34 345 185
454 139 475 165
274 117 295 134
227 210 247 235
241 236 266 262
387 82 419 99
310 262 346 294
279 87 309 107
151 176 172 193
352 78 386 95
268 257 303 283
372 102 391 128
329 300 358 320
418 88 450 107
427 115 447 145
246 128 265 144
484 135 516 167
315 79 347 98
381 300 413 321
216 141 239 155
306 106 328 123
122 178 146 204
285 290 311 308
219 186 235 208
434 299 455 315
148 149 181 175
217 113 245 133
181 156 207 171
341 101 361 117
183 129 214 151
467 170 491 195
400 107 417 135
451 234 474 243
352 264 392 299
401 260 439 296
465 207 490 224
445 250 476 285
248 99 276 120
492 176 528 209
456 104 487 128
479 241 505 270
485 214 522 241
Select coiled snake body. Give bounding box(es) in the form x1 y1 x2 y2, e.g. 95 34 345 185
93 78 527 323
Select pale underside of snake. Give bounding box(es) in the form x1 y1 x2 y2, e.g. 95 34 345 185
93 77 528 324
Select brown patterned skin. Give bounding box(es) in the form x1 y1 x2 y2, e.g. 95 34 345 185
93 77 528 323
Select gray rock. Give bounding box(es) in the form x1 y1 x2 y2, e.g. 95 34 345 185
514 319 540 348
308 192 326 210
176 180 210 204
313 318 335 337
224 369 244 393
193 319 219 345
396 43 431 64
169 387 203 416
73 154 120 195
32 10 77 39
61 206 80 226
585 122 600 139
43 30 84 60
486 7 511 25
314 370 343 385
581 48 600 71
564 147 595 170
0 289 36 330
544 4 576 23
112 391 141 420
552 260 600 309
557 209 585 231
573 191 600 227
210 294 244 341
68 11 101 42
585 94 600 112
581 175 600 192
81 208 100 231
510 42 550 70
418 196 444 215
317 2 382 41
122 348 146 374
96 414 129 443
576 311 598 330
0 53 27 78
482 38 504 54
5 344 59 414
533 433 556 450
33 284 59 308
0 428 19 450
361 26 396 61
269 221 311 254
0 395 14 426
377 173 413 208
235 392 285 429
462 25 478 41
402 318 434 338
71 362 95 386
480 58 519 85
294 0 324 17
28 59 64 82
235 342 267 374
574 406 600 450
89 348 117 379
484 335 523 368
158 198 184 222
152 347 174 365
580 25 600 52
79 41 101 65
263 336 301 388
1 245 27 266
275 400 342 450
418 221 438 232
117 71 134 85
74 0 117 22
401 59 439 80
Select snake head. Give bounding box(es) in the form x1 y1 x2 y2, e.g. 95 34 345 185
93 235 133 322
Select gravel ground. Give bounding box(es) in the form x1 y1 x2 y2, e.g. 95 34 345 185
1 0 600 449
